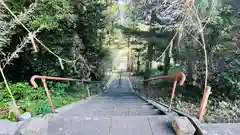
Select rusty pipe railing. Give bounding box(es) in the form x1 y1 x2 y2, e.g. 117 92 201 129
137 72 186 112
30 75 99 113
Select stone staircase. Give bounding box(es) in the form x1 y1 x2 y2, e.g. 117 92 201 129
2 74 240 135
47 79 176 135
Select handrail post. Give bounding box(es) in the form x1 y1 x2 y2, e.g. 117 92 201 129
30 75 100 113
169 76 178 112
136 72 185 111
41 79 56 113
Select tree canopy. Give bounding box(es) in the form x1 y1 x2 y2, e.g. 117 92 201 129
120 0 240 122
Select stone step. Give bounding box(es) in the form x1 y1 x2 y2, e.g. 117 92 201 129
73 107 155 111
88 97 144 99
82 100 148 102
77 104 154 109
45 78 175 135
86 101 149 105
87 101 146 104
201 123 240 135
0 120 23 135
48 115 175 135
89 99 145 102
59 108 161 117
95 96 140 99
91 102 147 105
61 107 157 112
90 97 143 99
128 109 160 116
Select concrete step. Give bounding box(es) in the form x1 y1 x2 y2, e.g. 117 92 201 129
87 103 149 105
59 108 161 117
86 101 149 105
46 78 174 135
87 101 147 104
128 109 161 116
0 120 23 135
201 123 240 135
48 115 175 135
76 104 154 109
89 97 144 100
88 98 142 101
94 96 141 99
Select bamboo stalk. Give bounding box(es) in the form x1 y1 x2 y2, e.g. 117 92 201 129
0 65 20 118
198 86 211 122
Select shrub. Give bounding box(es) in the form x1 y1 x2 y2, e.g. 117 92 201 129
0 81 90 121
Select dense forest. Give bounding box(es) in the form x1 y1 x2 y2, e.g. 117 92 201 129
0 0 118 120
124 0 240 123
0 0 240 123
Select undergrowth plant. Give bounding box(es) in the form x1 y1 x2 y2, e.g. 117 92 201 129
0 81 90 121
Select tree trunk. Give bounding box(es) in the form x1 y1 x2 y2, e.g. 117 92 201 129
137 52 140 73
130 48 134 71
144 43 154 79
163 50 170 75
127 37 131 71
187 52 197 84
144 10 156 86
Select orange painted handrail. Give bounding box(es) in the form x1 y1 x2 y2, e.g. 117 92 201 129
31 75 78 88
140 72 186 85
140 72 186 112
30 75 99 113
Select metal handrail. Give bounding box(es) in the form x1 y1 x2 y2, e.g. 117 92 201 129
140 72 185 85
133 72 186 112
30 75 99 113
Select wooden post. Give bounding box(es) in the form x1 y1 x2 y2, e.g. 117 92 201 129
198 86 211 122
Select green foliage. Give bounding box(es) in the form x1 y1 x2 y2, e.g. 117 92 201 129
0 0 114 83
0 82 44 103
0 82 91 121
220 65 240 98
0 0 113 121
150 69 161 76
10 0 72 30
222 66 240 88
126 0 240 123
